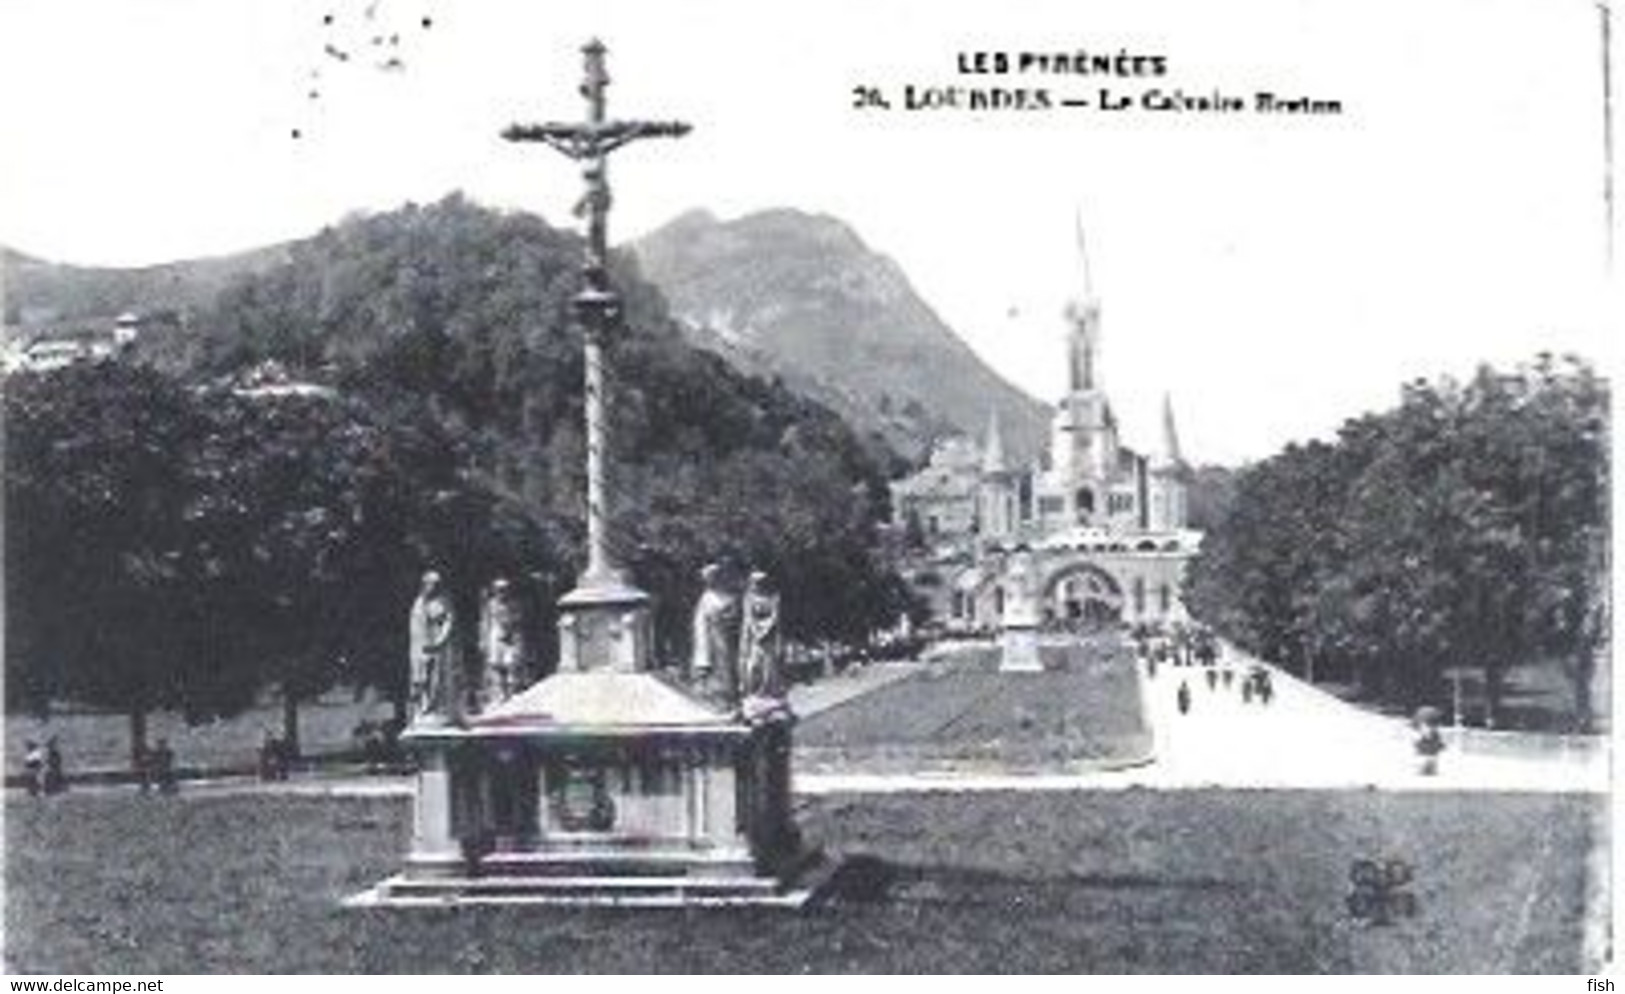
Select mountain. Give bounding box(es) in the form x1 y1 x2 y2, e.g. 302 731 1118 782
2 243 289 330
6 202 1053 467
632 208 1050 464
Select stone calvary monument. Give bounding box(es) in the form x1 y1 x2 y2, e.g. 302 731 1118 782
355 40 814 906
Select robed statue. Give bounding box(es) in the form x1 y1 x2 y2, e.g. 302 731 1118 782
479 577 526 709
739 570 785 702
689 563 740 704
408 570 457 722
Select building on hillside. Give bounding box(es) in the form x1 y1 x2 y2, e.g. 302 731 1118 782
888 434 983 543
891 226 1201 632
227 359 339 400
5 312 142 374
111 311 142 348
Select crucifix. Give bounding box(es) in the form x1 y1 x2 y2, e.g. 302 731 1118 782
362 45 813 906
503 39 689 596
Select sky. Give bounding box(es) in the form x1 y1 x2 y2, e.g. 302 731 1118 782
0 0 1616 465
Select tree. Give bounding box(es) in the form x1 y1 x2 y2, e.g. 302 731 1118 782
3 361 530 760
184 389 400 753
5 363 206 765
6 195 913 764
1189 355 1608 728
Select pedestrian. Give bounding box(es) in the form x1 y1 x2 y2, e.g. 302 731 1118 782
152 738 178 794
1259 673 1274 706
354 720 382 774
369 722 390 773
1147 655 1157 679
259 730 280 782
1241 677 1254 705
22 740 44 798
135 743 152 793
1205 668 1217 691
1177 680 1191 715
43 737 66 795
271 731 292 781
1412 707 1445 776
1222 667 1234 689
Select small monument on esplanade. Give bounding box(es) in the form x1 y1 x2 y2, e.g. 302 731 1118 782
998 547 1044 673
355 39 814 906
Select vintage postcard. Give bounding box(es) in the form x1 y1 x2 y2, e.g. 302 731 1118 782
0 0 1613 976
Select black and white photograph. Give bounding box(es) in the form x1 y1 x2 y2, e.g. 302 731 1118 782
0 0 1614 975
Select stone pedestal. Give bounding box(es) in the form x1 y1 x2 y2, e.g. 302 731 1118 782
353 672 818 907
999 623 1044 673
556 579 655 673
999 549 1044 673
999 580 1045 673
406 750 464 878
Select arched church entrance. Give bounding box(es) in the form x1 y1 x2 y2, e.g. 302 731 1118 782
1041 562 1124 630
1075 487 1095 525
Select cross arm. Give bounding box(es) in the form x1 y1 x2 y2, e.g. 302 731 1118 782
503 120 692 160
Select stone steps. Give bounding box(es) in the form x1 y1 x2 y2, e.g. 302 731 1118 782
348 850 832 908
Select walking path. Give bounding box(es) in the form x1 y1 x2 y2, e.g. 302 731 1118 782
799 645 1609 795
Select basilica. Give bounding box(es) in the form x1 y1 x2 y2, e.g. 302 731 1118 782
892 232 1200 631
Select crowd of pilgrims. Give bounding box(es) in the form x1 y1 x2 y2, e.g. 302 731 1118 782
1131 622 1274 716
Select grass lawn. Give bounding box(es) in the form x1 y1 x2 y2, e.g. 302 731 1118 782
6 788 1601 973
8 636 1142 779
796 637 1149 773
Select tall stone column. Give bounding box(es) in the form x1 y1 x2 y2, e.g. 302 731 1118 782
503 39 688 674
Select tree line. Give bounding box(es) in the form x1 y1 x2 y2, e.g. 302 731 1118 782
1187 354 1609 731
5 195 913 764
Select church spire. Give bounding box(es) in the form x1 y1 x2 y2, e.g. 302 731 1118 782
1065 209 1102 395
981 407 1008 473
1156 392 1185 468
1074 207 1095 303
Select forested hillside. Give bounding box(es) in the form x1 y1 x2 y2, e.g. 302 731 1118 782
6 195 913 755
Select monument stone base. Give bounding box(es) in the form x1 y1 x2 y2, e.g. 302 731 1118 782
554 578 656 674
999 623 1044 673
350 669 822 908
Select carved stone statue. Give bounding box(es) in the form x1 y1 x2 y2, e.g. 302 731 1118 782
409 570 457 722
689 563 740 704
739 570 784 702
480 577 526 709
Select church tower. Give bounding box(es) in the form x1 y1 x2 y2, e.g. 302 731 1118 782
978 407 1021 542
1148 393 1190 530
1050 215 1119 525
